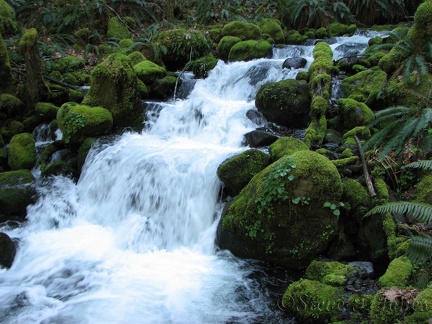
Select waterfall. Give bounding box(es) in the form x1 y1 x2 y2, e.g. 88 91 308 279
0 32 383 323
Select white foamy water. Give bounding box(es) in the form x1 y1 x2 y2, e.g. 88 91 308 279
0 33 380 323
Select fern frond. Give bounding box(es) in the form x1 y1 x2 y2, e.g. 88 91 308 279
363 118 405 152
383 116 417 156
403 160 432 170
365 202 432 223
407 234 432 264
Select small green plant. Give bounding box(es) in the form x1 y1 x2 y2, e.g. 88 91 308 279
63 111 85 143
255 157 296 216
323 201 345 216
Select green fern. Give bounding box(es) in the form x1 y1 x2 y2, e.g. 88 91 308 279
363 106 432 160
365 201 432 224
403 160 432 171
406 234 432 263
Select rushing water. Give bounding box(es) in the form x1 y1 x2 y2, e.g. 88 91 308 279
0 32 382 324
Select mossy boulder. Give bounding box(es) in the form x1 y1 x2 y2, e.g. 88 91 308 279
305 260 358 286
341 69 387 108
0 93 24 118
217 149 271 197
269 136 308 161
308 42 334 78
255 79 311 128
228 40 272 62
218 150 342 268
82 53 143 130
150 75 177 100
286 30 308 45
221 21 261 40
8 133 36 170
337 98 374 131
282 279 344 322
257 18 284 44
156 28 211 71
408 0 432 49
190 54 218 78
404 286 432 323
384 74 432 108
327 23 349 37
341 178 371 228
35 102 59 122
52 55 85 73
378 256 413 288
0 169 36 219
57 102 113 145
370 288 418 324
0 232 16 268
107 17 130 40
134 60 167 85
217 36 242 61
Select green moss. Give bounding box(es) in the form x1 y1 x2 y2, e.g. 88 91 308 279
305 260 358 286
150 75 177 100
327 23 349 37
107 17 130 39
342 178 371 220
282 279 344 322
217 36 242 61
416 175 432 204
128 51 146 66
341 148 353 158
8 133 36 170
133 60 167 85
385 74 432 108
310 95 329 115
190 54 218 78
57 102 113 145
0 94 24 118
304 115 327 147
0 0 18 36
370 288 416 323
316 27 328 38
286 30 307 44
269 137 308 161
383 213 405 260
228 40 272 62
119 38 133 50
19 28 38 51
35 102 59 122
404 287 432 323
257 18 284 44
331 156 360 168
156 28 211 70
82 53 142 129
309 42 334 79
343 126 371 140
221 21 261 40
221 150 342 268
217 149 270 197
310 73 331 99
77 137 95 171
0 32 13 92
373 176 389 203
52 55 85 73
137 79 149 99
0 169 36 218
378 256 413 288
342 69 387 107
255 79 311 128
338 98 374 131
348 293 373 315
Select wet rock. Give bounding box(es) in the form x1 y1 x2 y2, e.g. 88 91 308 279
243 130 278 147
0 232 16 268
282 57 307 69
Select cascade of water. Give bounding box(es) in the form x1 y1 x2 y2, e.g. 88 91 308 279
0 33 381 323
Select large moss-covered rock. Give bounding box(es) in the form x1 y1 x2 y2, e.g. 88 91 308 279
35 102 59 122
228 40 272 62
190 54 218 78
404 286 432 323
217 149 270 197
337 98 374 131
52 55 85 73
8 133 36 170
282 279 344 322
82 53 143 129
107 17 130 40
341 69 387 108
269 136 308 161
408 0 432 49
0 232 16 268
327 23 349 37
384 74 432 108
133 60 167 85
57 102 113 145
0 169 36 220
378 256 413 288
415 174 432 204
218 150 342 268
156 28 211 71
0 93 24 118
257 18 284 44
370 288 418 323
150 75 177 100
217 36 242 61
221 21 261 40
255 79 311 128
